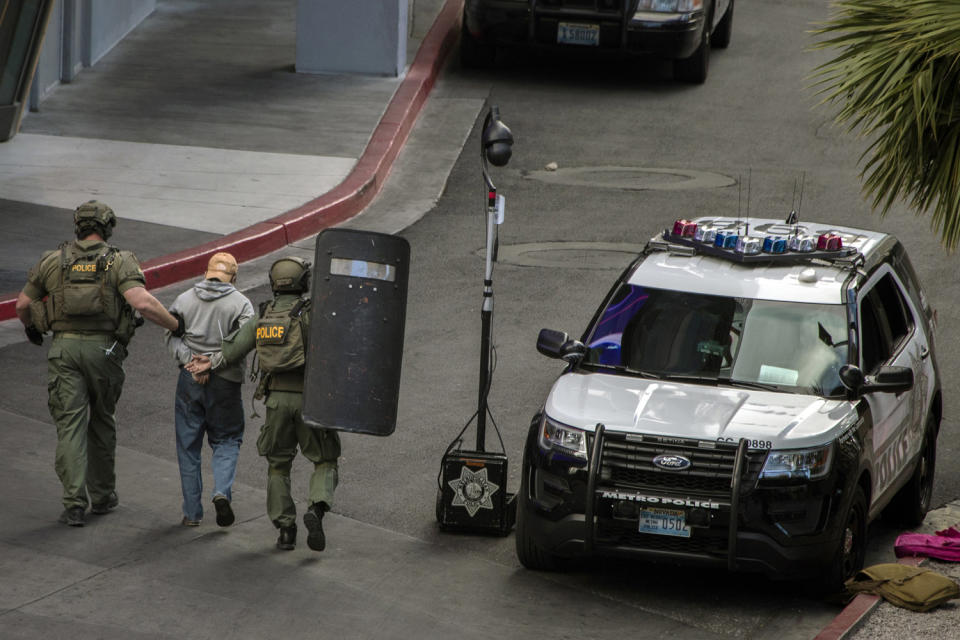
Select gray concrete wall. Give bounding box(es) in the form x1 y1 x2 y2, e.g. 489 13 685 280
84 0 156 66
30 0 62 106
28 0 155 112
296 0 408 76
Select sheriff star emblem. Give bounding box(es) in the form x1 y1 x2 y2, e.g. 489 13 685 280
448 466 500 517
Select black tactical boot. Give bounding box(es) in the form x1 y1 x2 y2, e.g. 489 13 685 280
91 491 119 515
59 506 86 526
303 503 326 552
276 524 297 551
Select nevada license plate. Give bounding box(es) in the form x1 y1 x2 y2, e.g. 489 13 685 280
557 22 600 47
638 508 691 538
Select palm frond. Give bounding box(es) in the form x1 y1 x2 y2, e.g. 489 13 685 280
812 0 960 250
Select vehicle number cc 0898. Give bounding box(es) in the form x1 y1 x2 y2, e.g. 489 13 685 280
717 437 773 450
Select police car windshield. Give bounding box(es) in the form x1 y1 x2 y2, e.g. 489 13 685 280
582 284 849 397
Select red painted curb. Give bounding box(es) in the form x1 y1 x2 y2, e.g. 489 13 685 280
1 0 464 322
813 555 925 640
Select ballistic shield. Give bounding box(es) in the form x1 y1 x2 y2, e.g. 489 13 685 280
302 229 410 436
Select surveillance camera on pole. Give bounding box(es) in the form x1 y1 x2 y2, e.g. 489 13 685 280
436 105 517 535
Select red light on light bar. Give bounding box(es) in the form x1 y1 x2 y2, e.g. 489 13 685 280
817 233 842 251
672 219 698 237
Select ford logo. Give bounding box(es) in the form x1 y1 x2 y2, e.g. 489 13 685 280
653 454 692 471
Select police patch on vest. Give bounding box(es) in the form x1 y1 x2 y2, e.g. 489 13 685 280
256 323 286 344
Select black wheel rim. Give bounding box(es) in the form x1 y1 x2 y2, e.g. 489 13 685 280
840 500 864 580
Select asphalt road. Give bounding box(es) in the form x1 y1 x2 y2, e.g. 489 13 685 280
3 1 958 638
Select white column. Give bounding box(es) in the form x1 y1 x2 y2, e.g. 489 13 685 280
296 0 408 77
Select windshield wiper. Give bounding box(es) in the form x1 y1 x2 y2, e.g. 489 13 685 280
657 373 721 384
583 362 664 379
716 377 781 391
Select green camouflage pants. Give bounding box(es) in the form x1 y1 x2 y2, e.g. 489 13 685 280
258 390 339 528
47 333 125 509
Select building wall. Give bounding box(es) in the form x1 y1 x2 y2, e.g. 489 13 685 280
85 0 156 67
28 0 156 112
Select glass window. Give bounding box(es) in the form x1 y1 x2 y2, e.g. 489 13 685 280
583 285 849 397
859 272 914 372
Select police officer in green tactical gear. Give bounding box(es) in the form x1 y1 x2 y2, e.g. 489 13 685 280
187 256 340 552
14 200 184 527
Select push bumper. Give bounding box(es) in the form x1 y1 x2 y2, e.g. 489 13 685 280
522 507 839 578
522 421 856 580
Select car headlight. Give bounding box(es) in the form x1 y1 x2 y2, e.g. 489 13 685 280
760 445 834 480
635 0 703 13
539 416 588 460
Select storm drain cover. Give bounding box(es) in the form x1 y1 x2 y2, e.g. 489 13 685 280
486 242 646 270
524 166 735 191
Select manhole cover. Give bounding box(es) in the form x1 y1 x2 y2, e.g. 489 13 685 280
486 242 647 270
524 166 735 191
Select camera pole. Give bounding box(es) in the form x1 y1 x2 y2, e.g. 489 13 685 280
476 105 512 452
434 105 516 535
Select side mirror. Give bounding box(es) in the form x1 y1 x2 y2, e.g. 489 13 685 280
537 328 586 362
864 365 914 394
840 364 914 395
839 364 865 391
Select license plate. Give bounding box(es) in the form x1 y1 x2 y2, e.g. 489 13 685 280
638 508 691 538
557 22 600 47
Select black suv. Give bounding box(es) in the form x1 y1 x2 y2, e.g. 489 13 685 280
461 0 734 83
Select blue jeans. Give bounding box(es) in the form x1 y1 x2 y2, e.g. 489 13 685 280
174 368 244 521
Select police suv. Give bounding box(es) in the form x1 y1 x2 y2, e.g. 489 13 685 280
516 216 941 589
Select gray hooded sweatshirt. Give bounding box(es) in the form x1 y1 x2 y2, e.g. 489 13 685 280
165 279 255 383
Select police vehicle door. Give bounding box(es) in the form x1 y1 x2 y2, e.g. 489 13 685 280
857 267 929 503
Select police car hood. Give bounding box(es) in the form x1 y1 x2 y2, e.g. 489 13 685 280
544 372 855 449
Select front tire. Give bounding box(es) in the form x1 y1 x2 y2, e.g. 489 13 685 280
674 21 710 84
820 485 868 595
460 18 495 69
882 420 937 527
515 462 564 571
712 0 734 49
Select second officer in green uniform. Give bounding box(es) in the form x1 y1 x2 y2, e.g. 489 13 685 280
189 256 339 551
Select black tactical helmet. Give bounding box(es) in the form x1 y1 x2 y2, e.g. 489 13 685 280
269 256 311 293
74 200 117 240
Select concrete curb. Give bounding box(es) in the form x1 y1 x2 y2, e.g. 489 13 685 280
813 555 924 640
0 0 464 321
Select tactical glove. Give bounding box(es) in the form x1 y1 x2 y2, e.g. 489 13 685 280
25 325 44 346
171 312 186 338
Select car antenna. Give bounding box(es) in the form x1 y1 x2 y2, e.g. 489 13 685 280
743 167 751 235
737 174 742 219
797 171 805 216
786 171 805 229
787 177 799 224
